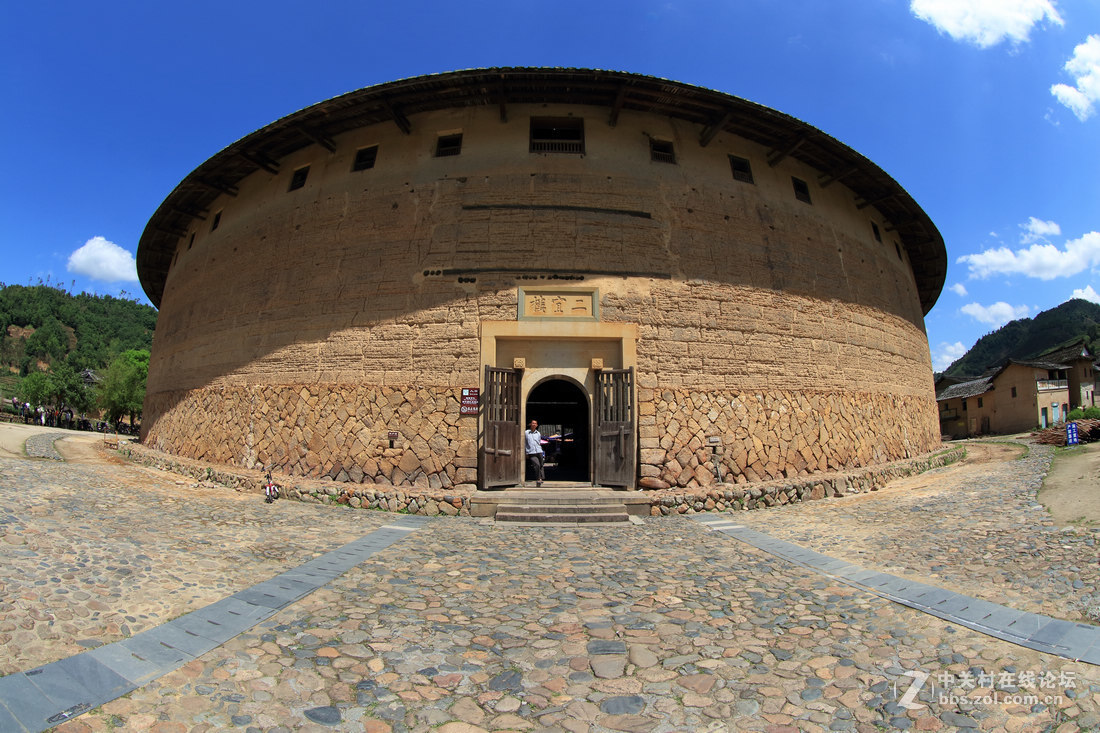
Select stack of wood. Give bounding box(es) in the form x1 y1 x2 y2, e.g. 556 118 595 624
1030 418 1100 446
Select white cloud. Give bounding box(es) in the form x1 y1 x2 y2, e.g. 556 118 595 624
1051 35 1100 121
961 301 1030 326
1020 216 1061 243
949 282 968 296
1072 284 1100 303
958 230 1100 280
66 236 139 283
933 341 968 371
910 0 1063 48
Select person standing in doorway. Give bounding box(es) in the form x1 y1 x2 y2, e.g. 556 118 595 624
525 419 545 487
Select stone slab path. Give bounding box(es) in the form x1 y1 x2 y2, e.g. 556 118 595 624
0 517 429 732
692 516 1100 665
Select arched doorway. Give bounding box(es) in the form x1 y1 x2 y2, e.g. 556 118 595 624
526 378 590 483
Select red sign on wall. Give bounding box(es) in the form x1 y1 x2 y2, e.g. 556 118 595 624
460 388 480 416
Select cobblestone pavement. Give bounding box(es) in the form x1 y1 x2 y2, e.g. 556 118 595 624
0 431 1096 732
0 431 391 677
24 433 64 461
740 441 1099 624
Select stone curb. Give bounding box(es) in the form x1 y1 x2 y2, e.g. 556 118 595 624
115 440 964 518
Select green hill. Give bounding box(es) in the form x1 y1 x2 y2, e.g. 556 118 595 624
943 298 1100 377
0 284 157 386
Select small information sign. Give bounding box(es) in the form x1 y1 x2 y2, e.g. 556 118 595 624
460 387 480 416
1067 421 1080 446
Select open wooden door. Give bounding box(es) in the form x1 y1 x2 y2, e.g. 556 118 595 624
594 367 635 488
480 366 521 489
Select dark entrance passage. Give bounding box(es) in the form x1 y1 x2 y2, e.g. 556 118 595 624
526 379 590 483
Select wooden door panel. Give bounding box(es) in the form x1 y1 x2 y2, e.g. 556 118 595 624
595 367 635 488
481 366 521 489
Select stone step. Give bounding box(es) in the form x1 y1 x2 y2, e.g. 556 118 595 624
495 503 626 514
494 509 630 524
490 496 629 506
470 489 650 518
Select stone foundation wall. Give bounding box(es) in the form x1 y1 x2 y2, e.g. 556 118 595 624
638 388 939 489
119 439 963 518
143 384 478 490
145 380 937 491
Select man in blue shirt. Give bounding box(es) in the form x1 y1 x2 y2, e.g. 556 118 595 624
525 419 545 487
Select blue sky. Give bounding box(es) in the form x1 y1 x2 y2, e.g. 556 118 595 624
1 0 1098 374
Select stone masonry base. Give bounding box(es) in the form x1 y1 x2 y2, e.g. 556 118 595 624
117 440 964 517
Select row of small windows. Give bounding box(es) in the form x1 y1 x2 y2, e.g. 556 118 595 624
286 144 380 192
195 118 896 258
273 118 814 209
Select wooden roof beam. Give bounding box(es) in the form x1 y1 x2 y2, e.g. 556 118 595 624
168 204 207 221
295 125 337 153
383 100 412 135
856 192 899 211
699 110 733 147
193 178 239 197
237 151 280 175
151 223 189 239
818 164 859 188
608 86 628 127
767 135 807 167
494 80 508 122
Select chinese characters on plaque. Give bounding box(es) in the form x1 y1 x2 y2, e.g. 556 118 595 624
520 289 597 320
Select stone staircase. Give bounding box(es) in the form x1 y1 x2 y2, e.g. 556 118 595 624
471 487 647 525
494 497 630 524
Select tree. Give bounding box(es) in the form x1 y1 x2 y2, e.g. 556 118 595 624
96 349 149 424
23 316 67 366
48 362 92 413
17 371 51 408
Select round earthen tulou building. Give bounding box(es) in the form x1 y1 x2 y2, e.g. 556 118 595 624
137 67 947 493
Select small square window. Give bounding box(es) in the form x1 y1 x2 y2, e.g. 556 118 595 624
435 134 463 157
871 222 882 242
210 211 221 232
530 118 584 154
977 397 983 408
288 166 310 191
1012 386 1018 398
729 155 754 183
962 400 967 411
792 177 812 204
353 145 378 171
650 139 676 164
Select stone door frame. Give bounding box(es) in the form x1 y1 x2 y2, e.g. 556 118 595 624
479 320 638 488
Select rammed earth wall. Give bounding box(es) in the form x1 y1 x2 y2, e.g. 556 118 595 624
140 91 944 488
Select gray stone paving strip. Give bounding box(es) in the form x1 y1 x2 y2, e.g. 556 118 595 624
0 514 430 732
693 515 1100 666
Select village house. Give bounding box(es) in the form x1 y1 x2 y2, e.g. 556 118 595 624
937 340 1096 439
